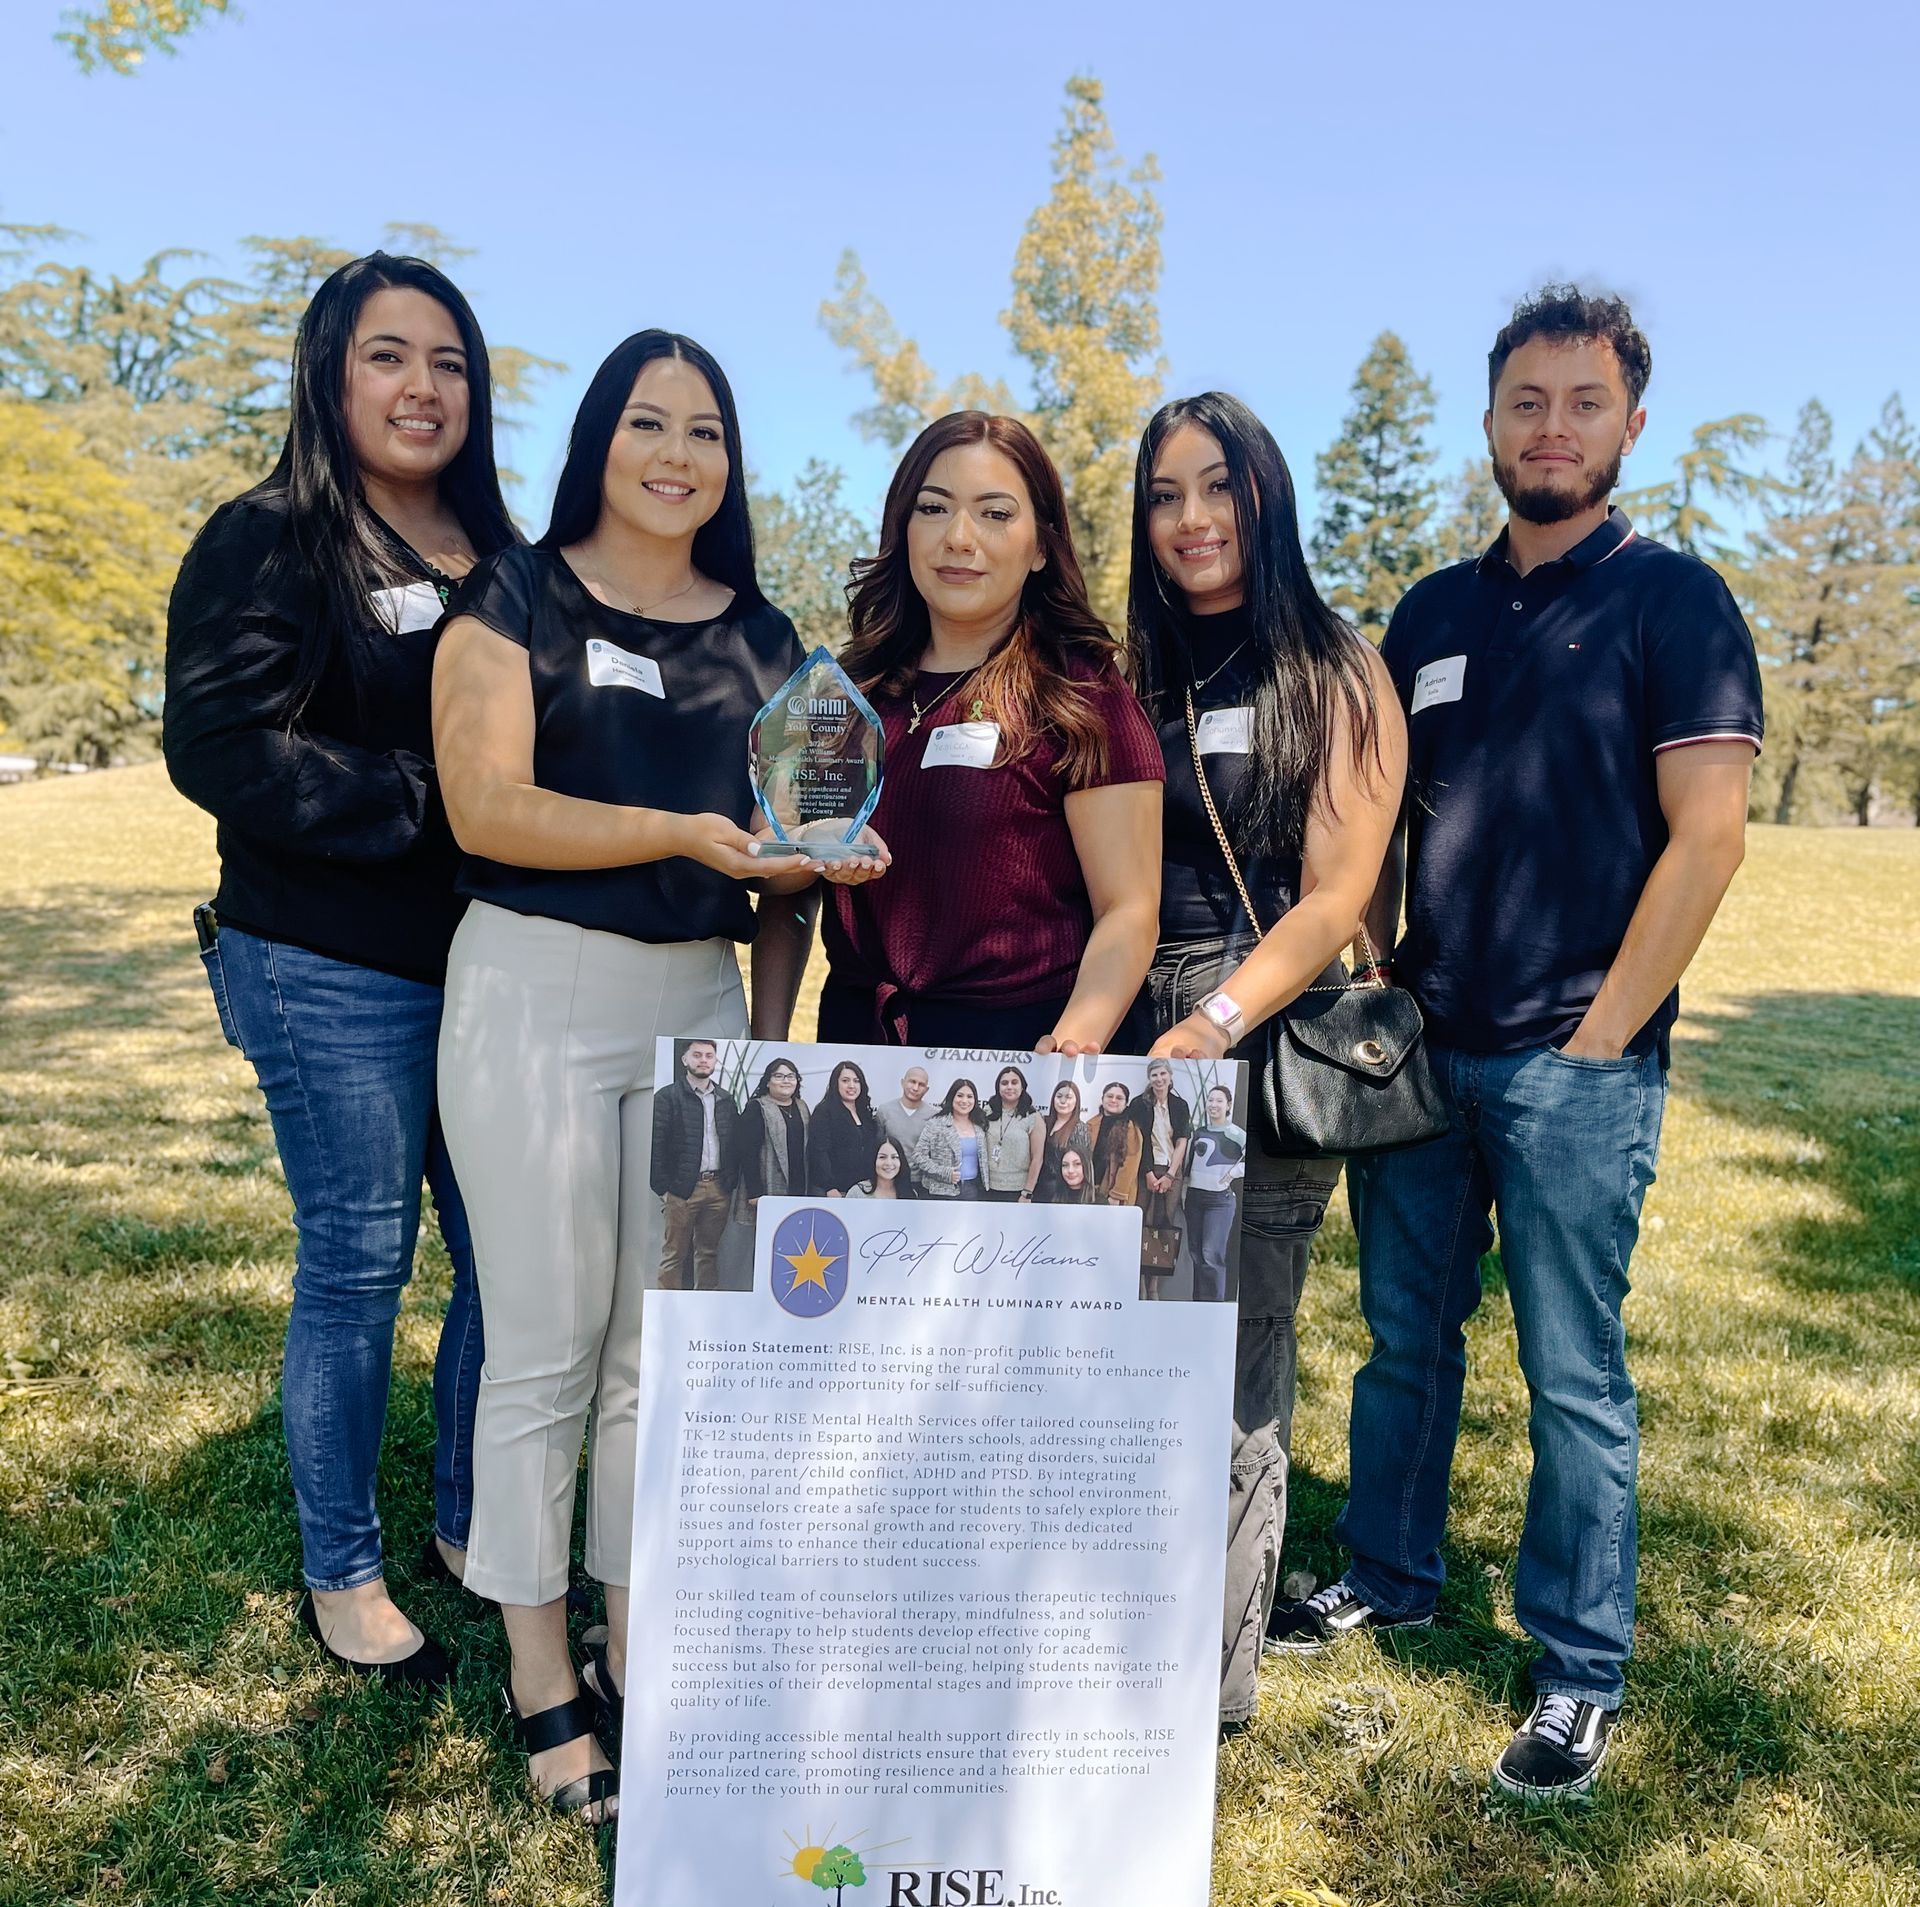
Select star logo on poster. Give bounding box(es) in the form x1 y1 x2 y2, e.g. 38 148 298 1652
770 1208 851 1318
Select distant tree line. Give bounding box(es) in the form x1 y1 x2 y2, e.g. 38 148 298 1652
4 78 1913 819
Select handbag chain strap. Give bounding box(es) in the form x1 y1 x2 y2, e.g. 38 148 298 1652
1184 687 1385 995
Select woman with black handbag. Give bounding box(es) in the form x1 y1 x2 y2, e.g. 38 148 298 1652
1126 392 1409 1736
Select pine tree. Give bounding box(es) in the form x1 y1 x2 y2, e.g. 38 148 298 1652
1309 332 1439 642
1430 456 1505 568
1002 75 1164 625
1618 414 1773 558
821 76 1163 626
1744 396 1920 824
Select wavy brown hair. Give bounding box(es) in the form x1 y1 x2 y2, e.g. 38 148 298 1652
841 412 1126 785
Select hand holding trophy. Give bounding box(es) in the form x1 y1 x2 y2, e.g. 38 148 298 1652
749 648 890 878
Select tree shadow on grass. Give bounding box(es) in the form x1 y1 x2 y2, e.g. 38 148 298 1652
1677 992 1920 1304
1259 990 1920 1889
0 889 209 1044
3 1371 590 1906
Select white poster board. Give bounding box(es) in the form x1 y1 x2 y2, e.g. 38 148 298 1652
617 1044 1243 1907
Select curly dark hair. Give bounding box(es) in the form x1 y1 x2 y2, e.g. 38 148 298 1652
1489 285 1651 410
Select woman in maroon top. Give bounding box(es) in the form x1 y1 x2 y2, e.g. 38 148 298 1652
819 413 1163 1051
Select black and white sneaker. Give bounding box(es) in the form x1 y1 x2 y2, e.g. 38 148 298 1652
1490 1693 1615 1804
1263 1581 1433 1656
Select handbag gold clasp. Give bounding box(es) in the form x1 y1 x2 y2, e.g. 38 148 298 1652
1353 1039 1389 1067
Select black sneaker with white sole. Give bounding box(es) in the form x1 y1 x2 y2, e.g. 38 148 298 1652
1490 1693 1616 1804
1263 1581 1434 1656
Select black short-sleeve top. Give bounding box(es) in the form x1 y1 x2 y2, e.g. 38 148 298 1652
443 544 804 944
1380 509 1763 1056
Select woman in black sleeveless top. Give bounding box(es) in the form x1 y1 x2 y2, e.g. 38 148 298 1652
1124 392 1407 1735
433 329 879 1824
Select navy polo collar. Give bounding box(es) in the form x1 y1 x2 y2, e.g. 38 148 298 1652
1478 506 1635 577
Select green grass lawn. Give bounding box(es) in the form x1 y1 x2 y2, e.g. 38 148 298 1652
2 765 1916 1906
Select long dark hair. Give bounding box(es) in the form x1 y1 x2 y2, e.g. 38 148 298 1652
940 1078 982 1119
1053 1140 1095 1205
816 1060 874 1126
1127 392 1381 860
842 412 1124 785
538 328 764 609
986 1064 1034 1124
257 251 517 718
1091 1088 1133 1181
869 1137 919 1200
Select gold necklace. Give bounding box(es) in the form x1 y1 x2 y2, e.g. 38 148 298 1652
586 563 701 619
908 661 990 735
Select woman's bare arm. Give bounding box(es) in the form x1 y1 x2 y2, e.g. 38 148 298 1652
1045 780 1164 1056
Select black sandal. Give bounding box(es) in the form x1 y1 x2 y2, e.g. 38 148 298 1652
580 1636 625 1750
505 1683 619 1821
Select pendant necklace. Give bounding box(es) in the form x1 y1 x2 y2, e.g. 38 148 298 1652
1192 635 1251 699
586 564 701 619
909 659 990 735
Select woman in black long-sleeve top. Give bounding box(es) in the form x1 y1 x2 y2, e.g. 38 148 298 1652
808 1059 881 1197
163 252 517 1687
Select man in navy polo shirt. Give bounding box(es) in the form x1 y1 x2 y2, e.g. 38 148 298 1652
1269 287 1762 1805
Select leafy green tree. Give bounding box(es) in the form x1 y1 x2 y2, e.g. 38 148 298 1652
0 223 558 748
56 0 232 73
1618 413 1773 559
0 399 173 762
822 75 1163 626
753 460 870 652
0 222 557 526
1309 331 1439 642
810 1846 868 1906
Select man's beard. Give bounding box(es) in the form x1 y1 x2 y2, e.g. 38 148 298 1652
1493 443 1623 525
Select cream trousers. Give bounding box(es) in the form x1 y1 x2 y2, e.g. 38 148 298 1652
438 901 746 1606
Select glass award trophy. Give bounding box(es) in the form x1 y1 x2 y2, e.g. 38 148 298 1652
748 646 884 859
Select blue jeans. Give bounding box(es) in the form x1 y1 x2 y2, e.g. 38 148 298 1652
1341 1041 1665 1708
202 929 484 1591
1184 1186 1237 1303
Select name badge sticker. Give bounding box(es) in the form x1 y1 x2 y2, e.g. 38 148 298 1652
1196 706 1254 755
1411 654 1467 714
369 581 444 635
920 721 1001 770
586 639 665 698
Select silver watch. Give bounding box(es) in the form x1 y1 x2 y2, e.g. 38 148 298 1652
1197 990 1246 1043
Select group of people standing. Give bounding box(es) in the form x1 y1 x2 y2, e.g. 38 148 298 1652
656 1045 1248 1299
164 250 1761 1820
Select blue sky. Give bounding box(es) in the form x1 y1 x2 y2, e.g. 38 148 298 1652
3 0 1914 537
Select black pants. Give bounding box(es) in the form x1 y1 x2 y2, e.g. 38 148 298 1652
1140 932 1344 1727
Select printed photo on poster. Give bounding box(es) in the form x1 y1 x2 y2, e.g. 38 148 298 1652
647 1039 1249 1301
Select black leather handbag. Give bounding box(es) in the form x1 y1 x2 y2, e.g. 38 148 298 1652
1186 691 1448 1160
